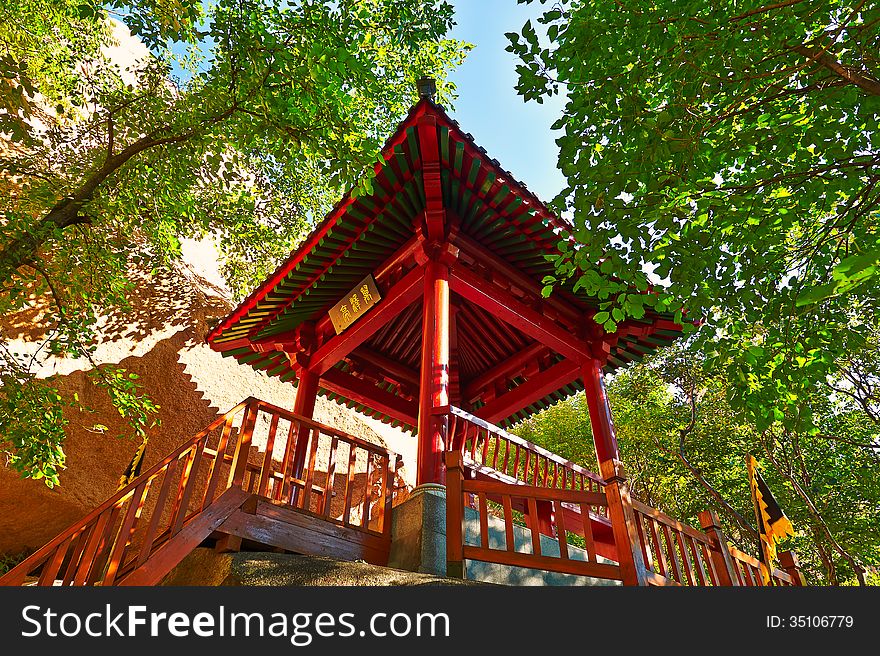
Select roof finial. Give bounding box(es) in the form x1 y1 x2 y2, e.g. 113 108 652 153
416 77 437 102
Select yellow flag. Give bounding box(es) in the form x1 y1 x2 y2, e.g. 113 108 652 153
117 437 148 491
747 454 795 584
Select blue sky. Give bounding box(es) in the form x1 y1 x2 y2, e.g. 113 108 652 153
447 0 566 202
161 1 564 200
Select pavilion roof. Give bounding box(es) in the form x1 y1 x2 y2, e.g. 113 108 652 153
207 99 684 432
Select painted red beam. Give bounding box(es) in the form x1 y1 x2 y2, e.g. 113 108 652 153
417 114 445 242
449 265 592 364
474 358 581 424
450 230 586 325
314 234 423 339
320 368 418 426
349 346 420 388
462 341 549 403
309 264 425 376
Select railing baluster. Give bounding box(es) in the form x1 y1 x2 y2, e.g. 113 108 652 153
170 443 203 536
72 511 113 586
361 453 373 529
501 494 515 552
87 502 125 585
257 413 280 497
661 524 682 582
555 500 569 561
279 419 299 503
324 437 339 518
202 416 234 510
102 479 151 585
579 502 596 563
136 461 177 567
37 538 72 586
342 445 358 526
477 492 489 549
633 510 650 570
300 428 320 513
700 541 720 585
371 454 388 533
61 526 92 586
675 530 695 585
647 518 667 577
688 536 709 586
527 497 541 556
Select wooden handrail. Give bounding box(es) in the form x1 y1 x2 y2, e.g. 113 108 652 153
0 399 253 585
448 405 604 489
729 546 795 586
0 397 402 586
445 451 621 583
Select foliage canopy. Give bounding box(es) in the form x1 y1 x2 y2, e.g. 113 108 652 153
0 0 469 485
508 0 880 437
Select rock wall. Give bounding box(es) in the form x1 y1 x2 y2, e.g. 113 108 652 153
0 259 415 556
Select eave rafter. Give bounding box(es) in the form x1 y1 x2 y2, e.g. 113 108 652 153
308 263 425 376
474 358 582 425
449 263 594 365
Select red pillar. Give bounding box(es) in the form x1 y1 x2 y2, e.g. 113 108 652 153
582 358 620 466
416 259 450 485
290 367 320 481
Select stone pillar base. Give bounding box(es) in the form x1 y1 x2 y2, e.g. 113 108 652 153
387 484 447 576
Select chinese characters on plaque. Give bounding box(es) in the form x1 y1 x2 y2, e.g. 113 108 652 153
327 274 382 334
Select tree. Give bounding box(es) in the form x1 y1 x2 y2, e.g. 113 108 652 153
506 1 880 438
0 0 469 484
512 342 880 585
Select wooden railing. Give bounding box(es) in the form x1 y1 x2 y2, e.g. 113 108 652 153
0 397 401 586
729 546 796 586
449 406 604 493
630 502 799 586
446 452 622 582
446 439 805 586
632 499 724 586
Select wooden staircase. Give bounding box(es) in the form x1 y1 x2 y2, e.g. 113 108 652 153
0 398 402 586
1 398 806 587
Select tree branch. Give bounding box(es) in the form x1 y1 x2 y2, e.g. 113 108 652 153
793 44 880 96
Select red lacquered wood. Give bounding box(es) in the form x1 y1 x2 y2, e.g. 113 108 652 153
416 259 450 485
582 359 620 465
309 264 425 376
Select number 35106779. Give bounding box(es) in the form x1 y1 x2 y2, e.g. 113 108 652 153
767 616 854 628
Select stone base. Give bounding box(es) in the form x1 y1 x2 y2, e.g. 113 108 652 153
387 484 448 576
